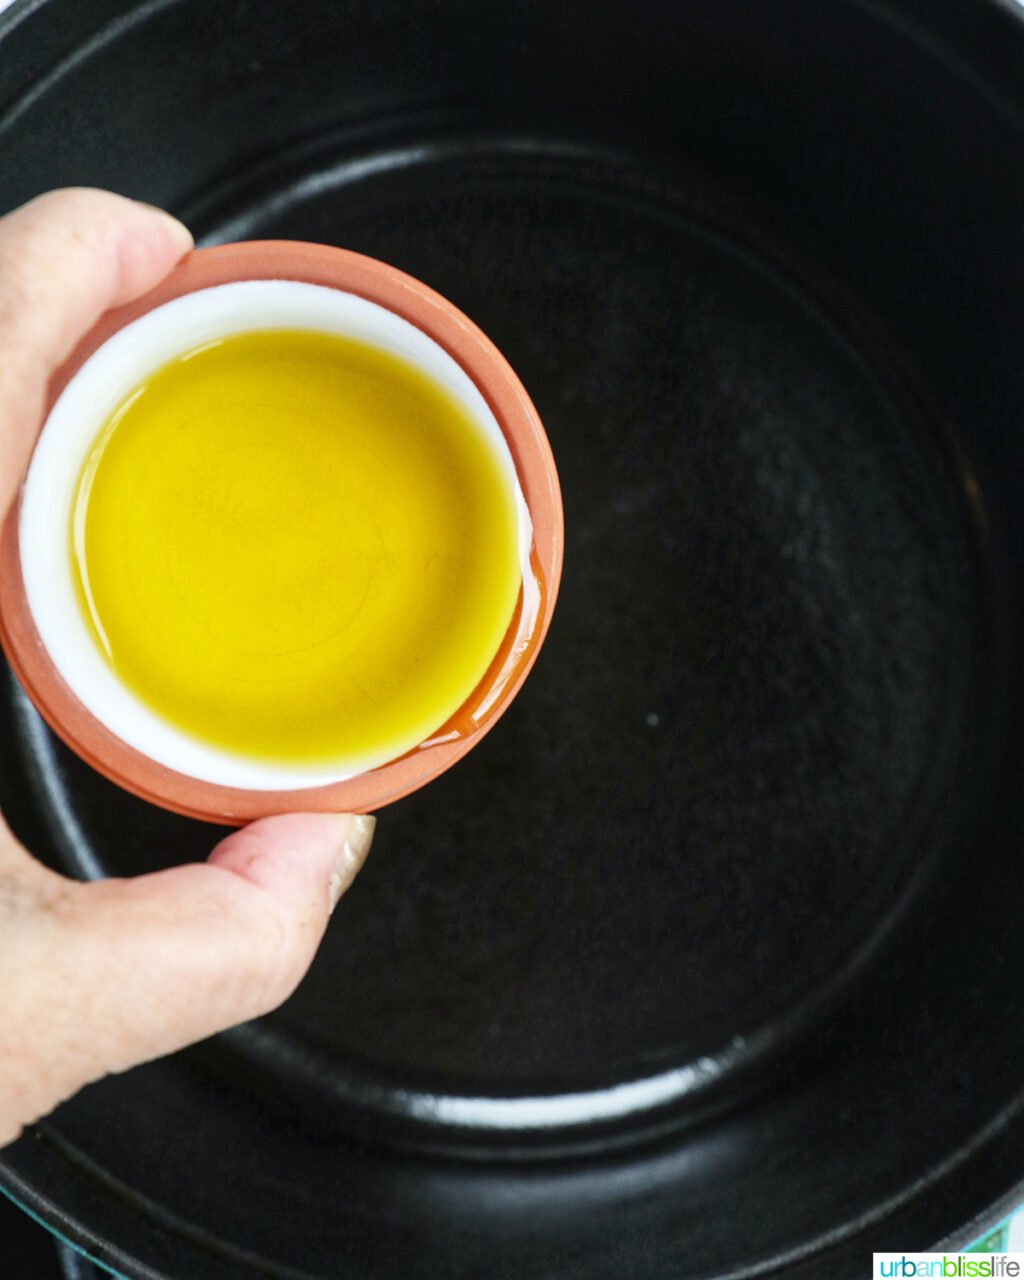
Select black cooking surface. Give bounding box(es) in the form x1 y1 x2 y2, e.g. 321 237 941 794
10 145 987 1144
2 1 1024 1277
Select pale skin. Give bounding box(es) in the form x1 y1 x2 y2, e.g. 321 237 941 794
0 189 376 1146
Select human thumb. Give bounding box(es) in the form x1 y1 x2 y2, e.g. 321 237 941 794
0 811 375 1147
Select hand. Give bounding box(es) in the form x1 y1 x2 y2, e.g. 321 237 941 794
0 189 375 1147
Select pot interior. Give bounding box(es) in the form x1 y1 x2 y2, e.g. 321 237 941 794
1 1 1024 1276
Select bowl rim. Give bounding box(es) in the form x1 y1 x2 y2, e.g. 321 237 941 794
0 241 564 822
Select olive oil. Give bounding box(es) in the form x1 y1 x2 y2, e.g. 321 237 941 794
70 329 522 771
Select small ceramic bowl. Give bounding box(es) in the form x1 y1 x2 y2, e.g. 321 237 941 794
0 242 563 823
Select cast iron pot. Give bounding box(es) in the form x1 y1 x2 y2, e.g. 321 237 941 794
2 1 1024 1276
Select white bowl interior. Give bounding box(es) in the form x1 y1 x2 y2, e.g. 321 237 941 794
20 279 533 790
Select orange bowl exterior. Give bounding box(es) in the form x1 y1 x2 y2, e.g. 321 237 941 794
0 243 563 823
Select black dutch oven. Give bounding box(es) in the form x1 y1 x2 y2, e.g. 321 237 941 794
2 1 1024 1276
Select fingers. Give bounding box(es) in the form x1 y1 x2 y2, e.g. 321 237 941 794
0 187 193 514
0 812 375 1147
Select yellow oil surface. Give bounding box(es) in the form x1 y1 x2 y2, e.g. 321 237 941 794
71 328 522 770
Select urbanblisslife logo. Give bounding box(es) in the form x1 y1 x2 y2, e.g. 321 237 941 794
874 1256 1024 1277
